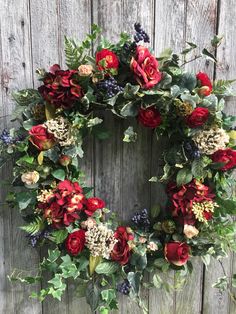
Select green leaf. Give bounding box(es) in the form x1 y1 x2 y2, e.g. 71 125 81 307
89 255 102 275
202 48 217 62
95 261 119 275
12 89 42 106
86 281 100 312
151 204 161 218
149 176 158 182
44 147 60 163
87 117 103 128
211 35 223 47
130 253 147 270
47 248 61 263
123 83 140 99
120 102 138 117
176 168 193 186
179 72 197 91
181 41 197 55
191 158 205 178
20 217 45 235
22 119 38 131
212 276 228 291
50 229 68 244
123 126 137 143
127 272 142 296
16 191 36 210
52 169 66 181
153 274 163 288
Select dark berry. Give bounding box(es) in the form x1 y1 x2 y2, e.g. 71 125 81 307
117 280 131 295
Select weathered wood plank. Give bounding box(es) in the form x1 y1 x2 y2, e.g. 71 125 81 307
150 1 186 313
0 0 42 313
58 1 92 313
203 1 236 313
176 1 218 314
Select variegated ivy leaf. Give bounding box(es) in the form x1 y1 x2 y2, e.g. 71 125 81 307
87 117 103 127
123 126 137 143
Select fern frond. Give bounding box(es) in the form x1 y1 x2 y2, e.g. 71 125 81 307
12 89 42 106
213 79 236 96
20 217 45 235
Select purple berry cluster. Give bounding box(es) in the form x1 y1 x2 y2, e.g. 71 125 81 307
117 280 131 295
97 77 123 98
0 129 14 145
134 23 150 43
184 141 201 159
28 230 50 247
131 208 150 229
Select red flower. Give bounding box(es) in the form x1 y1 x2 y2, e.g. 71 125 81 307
58 155 72 166
85 197 105 216
29 125 55 151
138 106 162 128
65 230 86 256
130 46 162 89
38 64 83 109
41 180 85 229
96 49 119 72
165 242 190 266
185 107 209 128
196 72 213 96
211 148 236 171
167 179 215 225
111 226 134 265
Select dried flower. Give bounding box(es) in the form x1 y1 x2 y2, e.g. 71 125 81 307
21 171 40 185
78 64 93 76
183 224 199 238
174 99 193 117
37 189 54 203
81 217 97 229
192 201 218 223
85 224 117 259
45 117 75 146
193 128 229 155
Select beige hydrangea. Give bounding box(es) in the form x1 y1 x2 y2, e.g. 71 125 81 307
37 189 54 203
85 224 117 259
45 117 75 146
21 171 39 185
192 127 229 155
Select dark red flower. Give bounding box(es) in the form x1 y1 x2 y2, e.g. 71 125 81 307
38 64 83 109
196 72 213 96
211 148 236 171
165 242 190 266
111 226 134 265
84 197 105 216
167 179 215 225
65 230 86 256
29 124 55 151
185 107 209 128
138 106 162 128
130 46 162 89
96 49 119 72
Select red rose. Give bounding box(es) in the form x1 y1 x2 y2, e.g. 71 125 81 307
138 106 162 128
211 148 236 171
38 64 83 109
65 230 86 256
185 107 209 128
130 46 162 89
111 226 134 265
85 197 105 216
196 72 213 96
29 125 55 151
165 242 190 266
96 49 119 73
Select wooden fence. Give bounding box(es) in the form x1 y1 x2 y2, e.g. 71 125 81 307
0 0 235 313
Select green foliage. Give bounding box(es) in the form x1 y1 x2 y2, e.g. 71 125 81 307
95 261 120 275
213 79 236 96
176 168 193 186
51 168 66 181
20 217 45 235
12 89 42 106
123 126 137 143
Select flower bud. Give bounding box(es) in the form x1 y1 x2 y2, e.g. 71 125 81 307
161 220 176 234
59 155 71 166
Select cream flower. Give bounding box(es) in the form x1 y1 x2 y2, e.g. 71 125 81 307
184 224 199 239
78 64 93 76
21 171 39 185
147 242 158 251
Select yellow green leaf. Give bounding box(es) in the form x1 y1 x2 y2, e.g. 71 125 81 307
228 130 236 140
45 102 56 120
89 255 102 276
37 151 44 165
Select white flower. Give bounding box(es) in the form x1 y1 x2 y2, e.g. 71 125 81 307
78 64 93 76
184 224 199 239
21 171 39 185
147 241 158 251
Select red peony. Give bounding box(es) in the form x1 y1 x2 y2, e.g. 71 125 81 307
38 64 83 109
42 180 85 228
29 124 55 151
111 226 134 265
167 179 215 225
138 106 162 128
211 148 236 171
65 230 86 256
130 46 162 89
164 242 190 266
185 107 209 128
84 197 105 216
196 72 213 96
96 49 119 72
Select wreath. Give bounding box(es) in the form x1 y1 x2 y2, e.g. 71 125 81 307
2 23 236 314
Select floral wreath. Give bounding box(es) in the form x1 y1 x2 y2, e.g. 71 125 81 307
2 23 236 314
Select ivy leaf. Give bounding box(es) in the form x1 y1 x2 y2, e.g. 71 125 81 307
127 272 142 296
95 261 119 275
47 248 61 263
179 72 197 91
191 158 205 178
176 168 193 186
123 126 137 143
86 281 100 312
202 48 217 62
44 147 60 163
130 253 147 270
120 102 138 117
52 169 66 181
12 89 42 106
123 83 140 99
151 204 161 218
16 191 36 210
153 274 163 289
212 276 228 291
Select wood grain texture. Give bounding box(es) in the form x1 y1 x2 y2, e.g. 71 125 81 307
0 0 235 313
